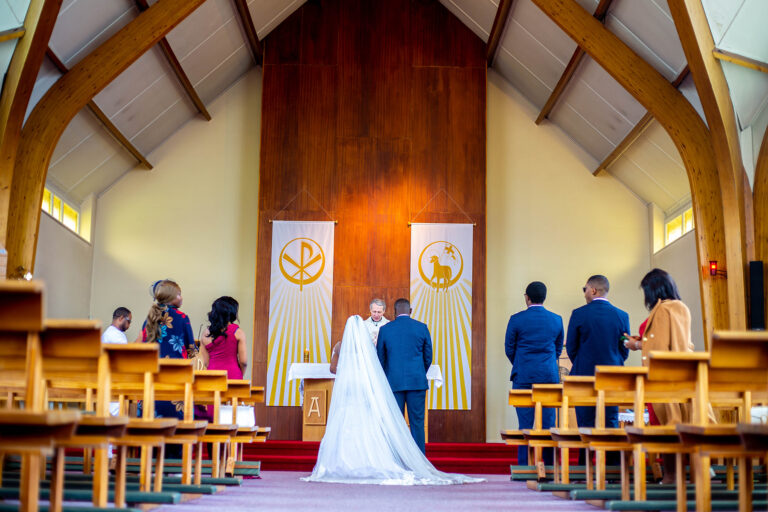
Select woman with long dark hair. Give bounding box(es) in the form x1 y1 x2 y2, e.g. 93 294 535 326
200 296 247 379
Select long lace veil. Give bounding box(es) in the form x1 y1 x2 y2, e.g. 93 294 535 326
303 315 483 485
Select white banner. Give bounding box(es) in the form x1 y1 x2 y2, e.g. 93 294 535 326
267 221 334 406
410 223 473 410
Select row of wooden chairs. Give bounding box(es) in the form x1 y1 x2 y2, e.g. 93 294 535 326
0 280 268 512
502 330 768 512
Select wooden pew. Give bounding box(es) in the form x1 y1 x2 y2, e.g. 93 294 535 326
675 331 768 512
193 370 238 479
153 359 208 486
550 376 596 488
0 281 80 512
105 344 178 500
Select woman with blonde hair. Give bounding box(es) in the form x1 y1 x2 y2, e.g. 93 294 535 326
140 280 196 458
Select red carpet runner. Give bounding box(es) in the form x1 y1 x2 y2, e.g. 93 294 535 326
242 441 521 474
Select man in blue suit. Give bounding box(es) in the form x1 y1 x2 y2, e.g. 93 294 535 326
377 298 432 454
505 281 564 465
566 274 629 465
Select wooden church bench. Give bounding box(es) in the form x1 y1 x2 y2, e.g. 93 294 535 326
193 370 238 480
550 376 596 489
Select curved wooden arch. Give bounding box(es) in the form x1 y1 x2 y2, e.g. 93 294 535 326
529 0 742 342
754 127 768 325
5 0 206 275
0 0 61 247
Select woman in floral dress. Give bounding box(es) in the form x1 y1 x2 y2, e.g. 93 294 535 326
140 279 196 457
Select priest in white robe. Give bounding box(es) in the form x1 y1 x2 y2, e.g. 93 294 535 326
363 298 389 346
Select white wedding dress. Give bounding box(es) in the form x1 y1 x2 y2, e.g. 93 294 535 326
302 315 484 485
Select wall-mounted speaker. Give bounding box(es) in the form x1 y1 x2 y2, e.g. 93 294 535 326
749 261 765 330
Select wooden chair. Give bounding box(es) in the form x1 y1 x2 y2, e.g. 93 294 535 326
525 384 563 482
502 389 534 473
222 379 257 475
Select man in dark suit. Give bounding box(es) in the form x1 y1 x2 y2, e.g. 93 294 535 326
505 281 563 465
566 274 630 465
377 298 433 454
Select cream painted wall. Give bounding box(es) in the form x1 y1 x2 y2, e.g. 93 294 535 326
651 230 705 351
485 71 651 441
91 68 261 361
35 212 93 318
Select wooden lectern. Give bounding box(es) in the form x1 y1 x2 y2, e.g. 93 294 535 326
289 363 442 442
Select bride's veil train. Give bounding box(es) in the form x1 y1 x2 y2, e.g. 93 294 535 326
302 315 484 485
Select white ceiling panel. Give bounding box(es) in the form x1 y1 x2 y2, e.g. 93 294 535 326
109 72 192 142
622 136 689 199
722 62 768 127
644 121 685 169
249 0 306 41
70 151 138 202
1 0 25 28
509 0 577 65
50 0 135 65
499 19 566 90
438 0 497 42
164 0 237 60
609 0 686 76
574 57 646 125
609 156 679 211
493 48 550 109
25 58 62 121
558 79 635 148
677 74 706 125
179 17 246 84
129 98 197 155
550 104 615 160
604 14 678 81
49 121 123 192
92 48 169 119
49 110 100 168
194 44 253 104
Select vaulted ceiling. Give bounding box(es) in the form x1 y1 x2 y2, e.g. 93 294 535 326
3 0 767 218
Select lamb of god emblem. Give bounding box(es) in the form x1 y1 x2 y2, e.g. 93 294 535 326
279 238 326 291
417 242 464 291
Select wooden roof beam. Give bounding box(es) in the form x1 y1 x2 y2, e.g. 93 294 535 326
754 125 768 327
45 48 152 170
535 0 613 125
713 48 768 74
233 0 262 66
593 66 689 176
529 0 743 343
0 0 61 249
6 0 207 276
486 0 514 68
0 26 25 43
134 0 211 121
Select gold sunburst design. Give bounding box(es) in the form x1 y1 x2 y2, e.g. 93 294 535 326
417 241 463 290
279 238 325 291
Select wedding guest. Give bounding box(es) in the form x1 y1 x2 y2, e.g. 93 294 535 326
623 268 714 483
140 279 194 458
200 296 247 379
102 307 131 344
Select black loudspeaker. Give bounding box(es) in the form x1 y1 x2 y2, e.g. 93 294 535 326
749 261 765 330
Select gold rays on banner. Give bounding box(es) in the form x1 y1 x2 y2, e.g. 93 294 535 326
410 224 473 411
412 278 472 410
267 222 334 406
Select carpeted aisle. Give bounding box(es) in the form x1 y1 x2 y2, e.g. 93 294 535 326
153 471 598 511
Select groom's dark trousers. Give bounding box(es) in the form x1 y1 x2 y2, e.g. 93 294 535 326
393 390 426 453
377 314 433 454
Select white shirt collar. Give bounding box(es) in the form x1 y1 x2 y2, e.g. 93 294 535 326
592 297 609 302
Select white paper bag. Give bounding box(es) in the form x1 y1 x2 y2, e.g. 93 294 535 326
218 405 256 427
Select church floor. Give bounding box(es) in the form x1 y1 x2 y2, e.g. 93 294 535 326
152 471 599 511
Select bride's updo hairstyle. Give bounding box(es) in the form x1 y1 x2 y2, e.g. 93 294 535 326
145 279 181 343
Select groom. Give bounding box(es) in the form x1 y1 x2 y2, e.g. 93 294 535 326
377 298 433 453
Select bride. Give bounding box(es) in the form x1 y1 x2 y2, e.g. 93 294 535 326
303 315 484 485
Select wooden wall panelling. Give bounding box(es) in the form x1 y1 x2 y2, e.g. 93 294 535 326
255 0 486 441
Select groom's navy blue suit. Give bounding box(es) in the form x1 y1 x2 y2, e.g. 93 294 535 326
377 314 433 454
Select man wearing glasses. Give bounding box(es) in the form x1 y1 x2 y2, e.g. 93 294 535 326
566 275 629 465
